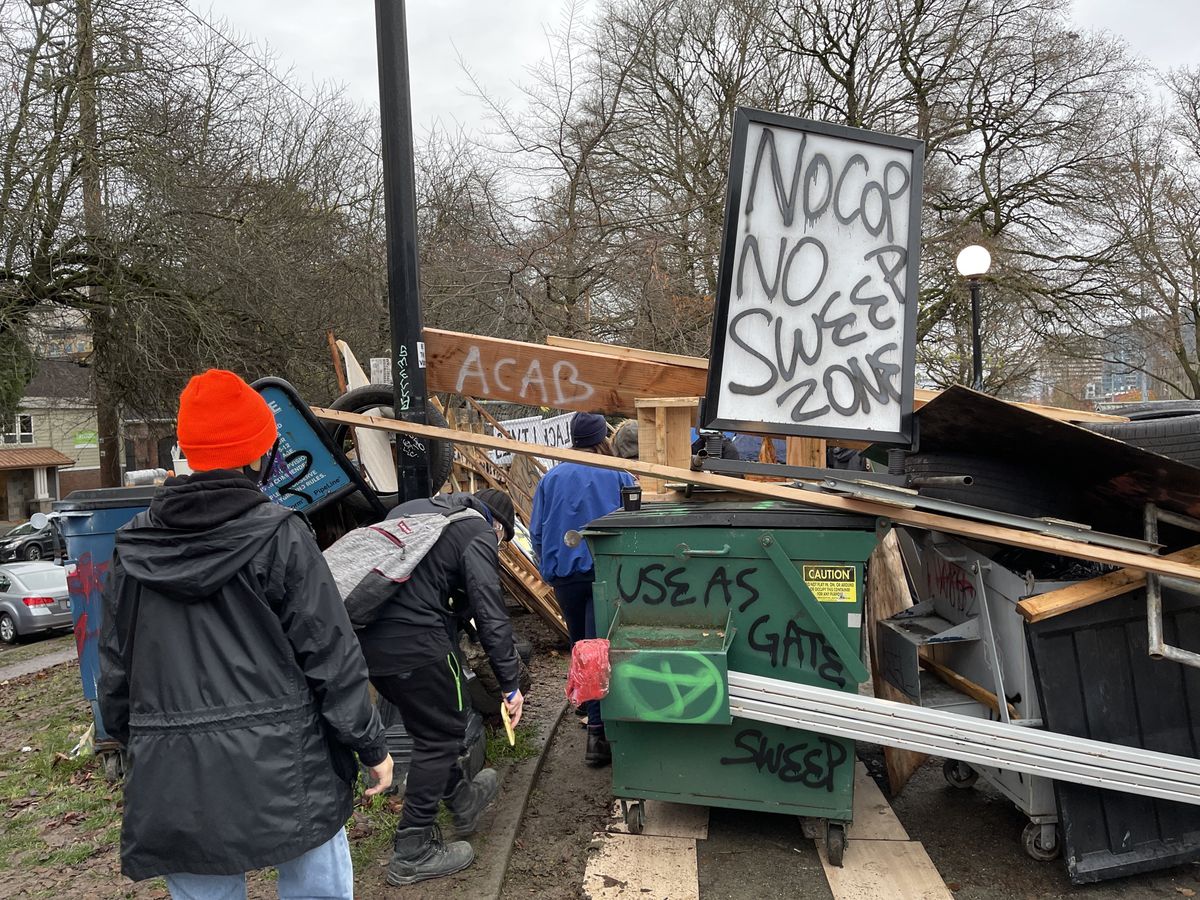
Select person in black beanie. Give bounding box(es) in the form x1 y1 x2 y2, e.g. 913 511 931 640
355 488 524 885
530 412 637 767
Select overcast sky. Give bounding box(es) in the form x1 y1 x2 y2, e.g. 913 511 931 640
200 0 1196 134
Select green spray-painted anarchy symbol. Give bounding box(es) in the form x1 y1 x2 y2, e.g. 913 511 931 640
611 651 726 724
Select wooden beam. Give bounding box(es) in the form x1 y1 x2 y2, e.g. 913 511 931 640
919 656 1018 719
865 531 927 796
311 407 1200 583
1017 544 1200 623
787 437 826 468
546 335 709 370
423 328 706 416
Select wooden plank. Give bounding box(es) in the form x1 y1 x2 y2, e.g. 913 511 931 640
547 334 709 370
787 437 826 468
583 833 698 900
913 387 1127 424
1018 544 1200 623
424 329 706 416
847 762 910 841
633 396 702 408
819 840 952 900
865 532 928 795
311 408 1200 583
919 656 1017 719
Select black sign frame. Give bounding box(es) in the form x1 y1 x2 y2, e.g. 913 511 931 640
702 107 924 446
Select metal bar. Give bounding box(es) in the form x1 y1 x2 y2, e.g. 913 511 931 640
971 562 1011 725
815 478 1160 555
727 672 1200 778
1144 503 1200 668
728 692 1198 790
757 534 870 684
699 456 907 486
1157 508 1200 534
730 698 1200 806
375 0 432 499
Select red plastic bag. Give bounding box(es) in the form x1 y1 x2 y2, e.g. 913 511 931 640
566 638 611 706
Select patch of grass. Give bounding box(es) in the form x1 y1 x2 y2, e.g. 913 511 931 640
0 663 122 873
485 721 538 764
348 794 401 873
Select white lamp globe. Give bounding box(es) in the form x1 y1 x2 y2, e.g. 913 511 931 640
956 245 992 277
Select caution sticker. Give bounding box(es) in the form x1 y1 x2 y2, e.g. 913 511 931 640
802 563 858 603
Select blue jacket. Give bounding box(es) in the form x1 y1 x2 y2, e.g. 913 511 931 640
530 462 637 582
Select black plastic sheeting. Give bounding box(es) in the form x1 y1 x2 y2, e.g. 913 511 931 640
1026 587 1200 883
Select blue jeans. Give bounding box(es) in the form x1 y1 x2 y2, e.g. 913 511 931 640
164 828 353 900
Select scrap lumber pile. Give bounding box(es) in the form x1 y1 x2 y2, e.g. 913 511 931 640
444 399 567 640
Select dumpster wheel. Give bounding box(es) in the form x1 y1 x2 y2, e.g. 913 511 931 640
1022 822 1060 862
825 822 846 867
943 759 979 789
623 801 646 835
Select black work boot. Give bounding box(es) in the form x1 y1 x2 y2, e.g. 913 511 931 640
446 768 499 836
585 729 612 767
387 825 474 885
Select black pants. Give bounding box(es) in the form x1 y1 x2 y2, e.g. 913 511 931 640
555 577 603 731
372 653 467 830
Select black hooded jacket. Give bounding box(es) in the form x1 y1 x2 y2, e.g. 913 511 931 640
98 471 387 881
356 493 522 693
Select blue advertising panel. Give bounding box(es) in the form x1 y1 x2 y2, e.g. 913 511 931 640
252 378 382 516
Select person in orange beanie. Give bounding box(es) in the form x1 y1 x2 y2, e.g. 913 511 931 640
99 369 392 899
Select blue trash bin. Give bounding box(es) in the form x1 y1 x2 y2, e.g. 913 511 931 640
53 487 157 750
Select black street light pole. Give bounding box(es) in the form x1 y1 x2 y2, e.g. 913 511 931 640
969 276 983 391
375 0 432 498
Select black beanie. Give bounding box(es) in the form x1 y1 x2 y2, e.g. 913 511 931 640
475 488 515 542
571 412 607 448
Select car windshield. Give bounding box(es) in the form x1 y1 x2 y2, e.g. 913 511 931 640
4 523 34 538
10 569 66 592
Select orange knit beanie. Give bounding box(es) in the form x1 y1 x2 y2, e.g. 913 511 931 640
177 370 277 472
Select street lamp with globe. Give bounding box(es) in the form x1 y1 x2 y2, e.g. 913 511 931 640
955 245 992 391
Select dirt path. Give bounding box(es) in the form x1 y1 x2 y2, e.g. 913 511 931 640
501 710 613 898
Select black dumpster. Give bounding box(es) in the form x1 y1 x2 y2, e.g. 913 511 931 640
1026 585 1200 883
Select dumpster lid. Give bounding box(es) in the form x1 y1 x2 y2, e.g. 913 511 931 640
53 486 160 512
592 501 877 531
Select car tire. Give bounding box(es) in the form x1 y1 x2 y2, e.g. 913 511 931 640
0 612 18 645
324 385 454 496
1110 401 1200 421
23 544 41 561
1084 415 1200 468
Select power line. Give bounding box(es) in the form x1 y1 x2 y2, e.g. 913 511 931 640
169 0 384 162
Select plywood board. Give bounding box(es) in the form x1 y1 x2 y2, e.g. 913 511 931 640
847 763 909 841
583 833 698 900
311 408 1200 583
865 532 928 795
819 840 953 900
607 801 710 839
1018 543 1200 622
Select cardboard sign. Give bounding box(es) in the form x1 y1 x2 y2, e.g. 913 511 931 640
704 109 923 444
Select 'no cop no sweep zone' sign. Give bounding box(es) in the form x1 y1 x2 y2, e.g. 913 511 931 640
704 108 924 445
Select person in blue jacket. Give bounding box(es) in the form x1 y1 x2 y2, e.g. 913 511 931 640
530 411 636 767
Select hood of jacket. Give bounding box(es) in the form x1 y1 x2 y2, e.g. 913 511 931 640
116 469 291 598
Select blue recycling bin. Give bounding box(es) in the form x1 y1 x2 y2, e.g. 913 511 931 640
53 487 157 748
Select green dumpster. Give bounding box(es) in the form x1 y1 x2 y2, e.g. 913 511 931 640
585 501 878 859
